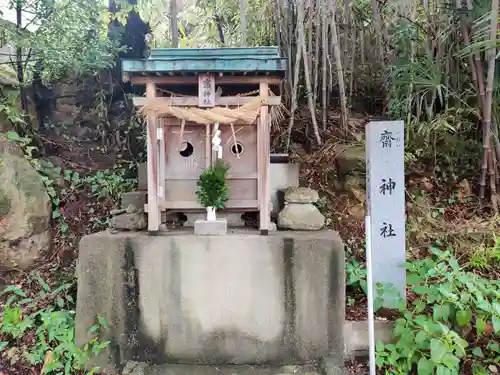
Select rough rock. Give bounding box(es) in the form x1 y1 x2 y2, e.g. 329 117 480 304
278 203 325 230
284 187 319 204
0 137 52 269
110 208 127 216
344 175 365 203
110 211 147 230
347 205 365 221
121 191 146 210
0 134 24 157
334 145 365 174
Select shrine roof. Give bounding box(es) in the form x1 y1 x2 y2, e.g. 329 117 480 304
121 47 286 79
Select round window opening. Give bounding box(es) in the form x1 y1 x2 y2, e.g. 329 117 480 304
179 141 194 157
231 142 244 156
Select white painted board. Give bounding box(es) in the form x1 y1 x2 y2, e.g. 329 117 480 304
366 121 406 307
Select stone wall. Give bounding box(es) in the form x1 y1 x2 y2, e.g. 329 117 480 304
75 230 345 373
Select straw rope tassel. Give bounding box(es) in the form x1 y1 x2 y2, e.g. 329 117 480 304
229 102 240 159
179 119 186 150
230 123 239 159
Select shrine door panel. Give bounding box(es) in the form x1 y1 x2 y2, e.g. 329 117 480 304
219 124 258 207
164 123 208 206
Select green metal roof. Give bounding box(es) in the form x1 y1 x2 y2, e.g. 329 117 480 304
121 47 286 78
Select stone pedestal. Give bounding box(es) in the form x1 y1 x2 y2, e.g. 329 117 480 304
194 219 228 235
75 230 345 373
278 187 325 231
185 213 244 227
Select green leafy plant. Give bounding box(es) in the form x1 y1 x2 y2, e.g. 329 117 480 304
345 248 367 295
196 159 230 209
0 273 110 375
2 131 136 234
375 247 500 375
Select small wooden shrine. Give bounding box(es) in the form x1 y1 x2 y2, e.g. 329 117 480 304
122 47 286 234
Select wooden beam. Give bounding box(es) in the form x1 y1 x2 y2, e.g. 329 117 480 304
130 75 282 86
258 82 271 235
145 200 259 211
146 81 161 233
158 120 166 202
162 117 255 126
133 95 281 107
205 124 211 168
164 173 258 180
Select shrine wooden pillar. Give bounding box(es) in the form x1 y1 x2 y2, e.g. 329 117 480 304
146 81 161 233
258 82 270 235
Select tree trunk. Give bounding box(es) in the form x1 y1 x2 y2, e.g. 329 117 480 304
16 0 28 117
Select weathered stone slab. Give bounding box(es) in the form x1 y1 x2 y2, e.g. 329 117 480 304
122 363 322 375
121 191 147 210
278 203 325 231
284 187 319 204
75 230 345 373
110 212 147 230
270 163 299 215
194 219 227 235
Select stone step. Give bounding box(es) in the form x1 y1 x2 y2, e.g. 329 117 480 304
122 362 333 375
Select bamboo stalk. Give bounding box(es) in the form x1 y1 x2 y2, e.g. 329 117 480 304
286 23 304 149
170 0 179 47
321 0 328 130
370 0 384 62
488 142 498 213
478 0 499 206
307 0 314 74
348 25 356 102
313 0 321 102
360 26 365 65
239 0 247 46
330 0 348 132
297 0 322 144
456 0 481 112
343 0 350 66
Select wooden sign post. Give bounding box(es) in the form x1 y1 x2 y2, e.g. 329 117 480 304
366 120 406 307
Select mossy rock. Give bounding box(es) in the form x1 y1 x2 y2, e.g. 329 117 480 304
334 144 365 175
0 190 11 217
0 146 51 269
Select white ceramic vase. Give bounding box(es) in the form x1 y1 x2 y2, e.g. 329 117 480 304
206 206 216 221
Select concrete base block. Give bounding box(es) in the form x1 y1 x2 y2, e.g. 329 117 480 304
194 219 228 235
111 212 147 230
344 320 394 359
123 362 321 375
319 358 347 375
76 230 344 373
